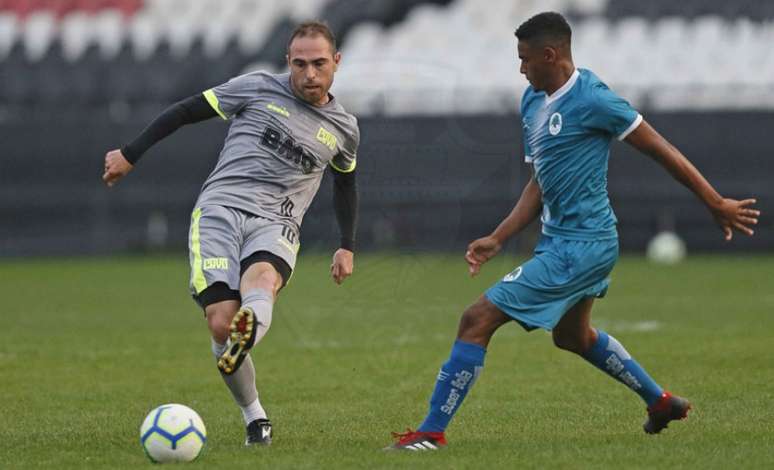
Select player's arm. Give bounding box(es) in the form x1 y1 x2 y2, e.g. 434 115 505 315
465 166 542 276
624 120 760 240
329 166 358 284
102 94 218 187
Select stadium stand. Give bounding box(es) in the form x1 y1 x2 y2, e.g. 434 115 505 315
1 0 771 256
2 0 773 114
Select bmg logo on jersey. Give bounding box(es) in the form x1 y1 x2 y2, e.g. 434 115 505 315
261 125 318 174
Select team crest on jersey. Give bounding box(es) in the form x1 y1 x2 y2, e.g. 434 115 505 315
549 112 562 135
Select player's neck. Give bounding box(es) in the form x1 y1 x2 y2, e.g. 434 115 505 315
544 63 576 97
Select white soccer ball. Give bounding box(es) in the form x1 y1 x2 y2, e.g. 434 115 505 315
646 231 686 265
140 404 207 463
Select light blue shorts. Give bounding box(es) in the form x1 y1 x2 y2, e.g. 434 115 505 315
485 235 619 331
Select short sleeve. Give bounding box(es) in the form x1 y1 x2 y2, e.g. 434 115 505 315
330 119 359 173
583 83 642 141
520 88 535 162
202 73 264 121
523 132 534 163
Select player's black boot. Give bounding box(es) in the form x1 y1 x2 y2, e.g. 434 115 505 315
245 418 272 446
218 307 257 375
643 391 691 434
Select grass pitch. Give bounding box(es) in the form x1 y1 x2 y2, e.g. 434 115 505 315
1 252 773 469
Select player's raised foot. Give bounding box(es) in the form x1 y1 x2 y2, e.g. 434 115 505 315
384 429 447 451
218 307 257 375
643 391 691 434
245 418 272 446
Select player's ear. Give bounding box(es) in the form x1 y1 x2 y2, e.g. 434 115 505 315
333 52 341 71
543 46 557 63
286 54 291 68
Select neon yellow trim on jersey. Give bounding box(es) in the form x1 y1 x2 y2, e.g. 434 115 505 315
190 208 208 294
329 158 357 173
277 238 300 255
203 89 227 120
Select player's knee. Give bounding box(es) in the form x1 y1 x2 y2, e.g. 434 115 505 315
244 262 282 297
457 299 505 345
206 306 236 343
552 329 593 354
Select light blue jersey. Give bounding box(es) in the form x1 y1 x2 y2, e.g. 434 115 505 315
521 68 642 240
486 69 641 331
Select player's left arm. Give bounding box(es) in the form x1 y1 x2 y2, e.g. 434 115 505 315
624 120 760 240
329 165 358 285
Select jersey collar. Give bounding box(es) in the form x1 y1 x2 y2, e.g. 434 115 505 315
544 69 579 105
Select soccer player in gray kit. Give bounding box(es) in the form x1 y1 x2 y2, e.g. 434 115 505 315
103 21 359 446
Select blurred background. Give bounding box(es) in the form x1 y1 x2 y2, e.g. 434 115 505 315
1 0 771 257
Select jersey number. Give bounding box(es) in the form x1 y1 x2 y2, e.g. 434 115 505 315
281 225 297 244
280 197 294 217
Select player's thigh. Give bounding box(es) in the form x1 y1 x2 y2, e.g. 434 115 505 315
188 206 243 299
241 219 298 290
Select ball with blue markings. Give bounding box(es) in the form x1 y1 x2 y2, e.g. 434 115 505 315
140 404 207 463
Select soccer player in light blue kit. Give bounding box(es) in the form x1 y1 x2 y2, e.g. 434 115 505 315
388 12 761 450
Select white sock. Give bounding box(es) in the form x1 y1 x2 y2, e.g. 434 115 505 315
241 397 268 424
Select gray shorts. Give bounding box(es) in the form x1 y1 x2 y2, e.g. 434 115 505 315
187 205 300 297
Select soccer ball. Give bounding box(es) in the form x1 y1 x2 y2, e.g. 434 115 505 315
646 231 686 265
140 404 206 463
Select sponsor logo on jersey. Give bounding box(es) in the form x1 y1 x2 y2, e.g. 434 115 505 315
267 103 290 117
203 257 229 270
549 112 562 135
503 266 523 282
316 126 338 151
261 125 319 174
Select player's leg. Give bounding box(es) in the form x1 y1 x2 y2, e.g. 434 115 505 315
553 297 690 433
387 296 510 450
220 218 297 445
189 206 272 444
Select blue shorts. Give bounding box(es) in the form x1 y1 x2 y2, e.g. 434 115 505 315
485 235 619 331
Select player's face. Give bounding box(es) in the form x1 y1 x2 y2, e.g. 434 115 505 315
287 35 341 106
517 40 552 91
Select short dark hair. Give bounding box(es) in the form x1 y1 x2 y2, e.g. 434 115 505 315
514 12 571 45
287 20 337 54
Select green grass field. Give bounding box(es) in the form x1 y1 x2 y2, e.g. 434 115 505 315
1 253 773 469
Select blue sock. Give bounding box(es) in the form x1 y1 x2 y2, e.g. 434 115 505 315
582 330 664 406
418 340 486 433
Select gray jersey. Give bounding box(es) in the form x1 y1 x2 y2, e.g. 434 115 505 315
196 71 359 229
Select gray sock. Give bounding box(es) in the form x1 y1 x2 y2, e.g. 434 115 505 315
241 288 274 343
211 338 261 418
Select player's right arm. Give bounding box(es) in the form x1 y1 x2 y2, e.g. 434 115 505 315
102 94 219 187
465 168 542 276
624 120 760 241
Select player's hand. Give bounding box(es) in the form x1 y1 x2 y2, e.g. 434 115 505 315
102 149 133 187
330 248 354 285
465 235 502 277
710 198 760 241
